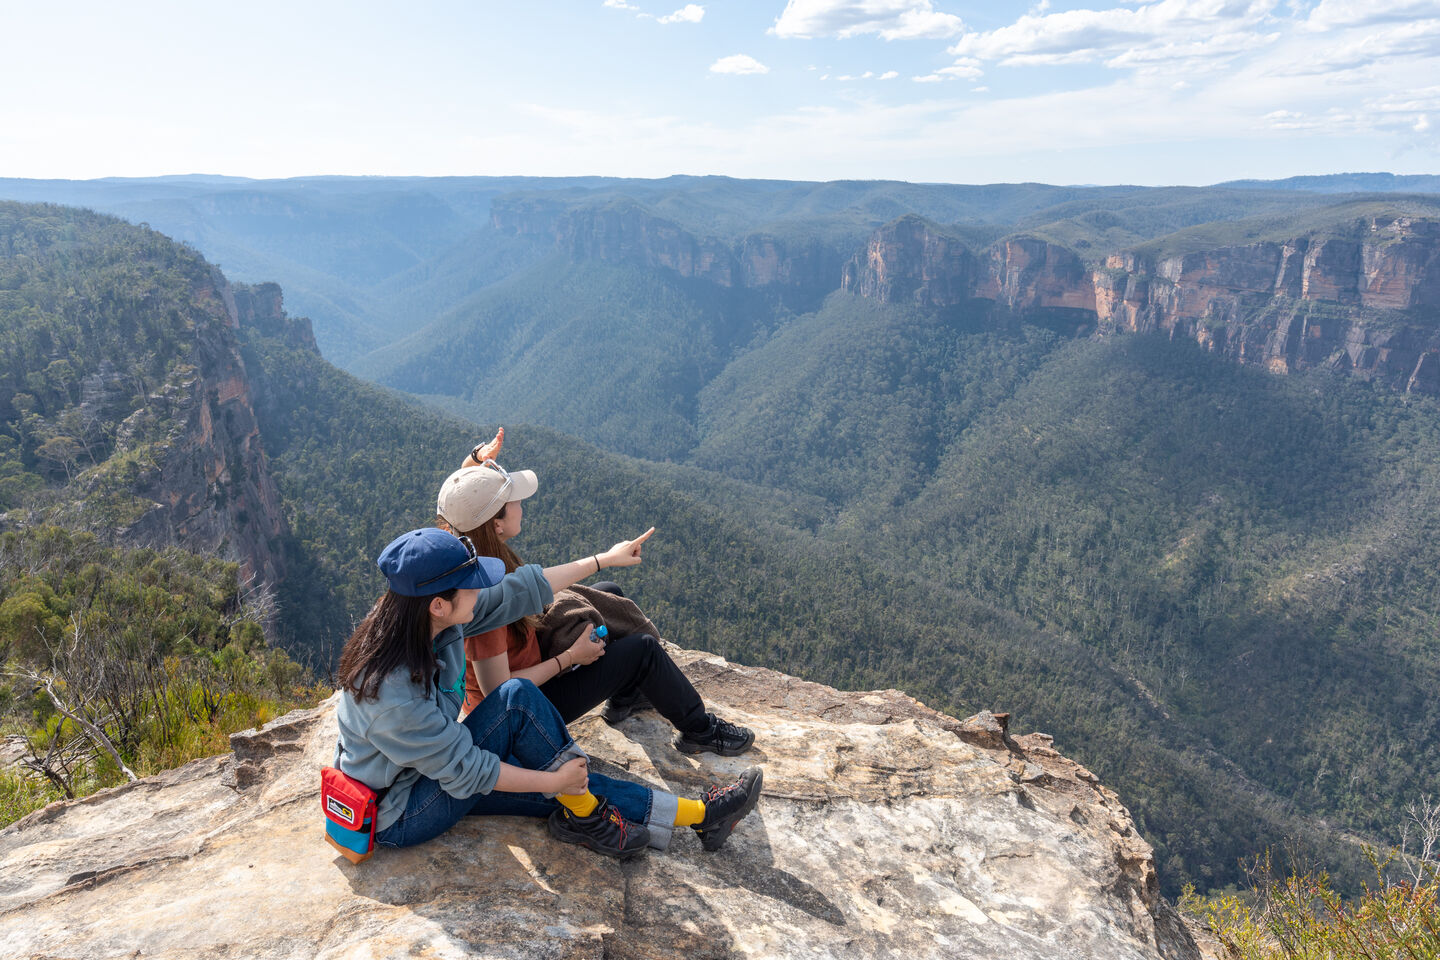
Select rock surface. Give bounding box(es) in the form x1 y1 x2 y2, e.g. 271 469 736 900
0 647 1199 960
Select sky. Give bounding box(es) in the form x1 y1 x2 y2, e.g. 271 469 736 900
0 0 1436 186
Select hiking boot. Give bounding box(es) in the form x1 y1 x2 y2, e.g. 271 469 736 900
602 689 653 725
674 713 755 757
548 797 649 860
694 767 763 852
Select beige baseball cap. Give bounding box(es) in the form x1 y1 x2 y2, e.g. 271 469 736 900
436 462 538 531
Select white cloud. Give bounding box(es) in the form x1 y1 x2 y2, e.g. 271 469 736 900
1271 18 1440 73
1305 0 1440 29
936 56 983 79
603 0 640 9
711 54 770 75
948 0 1281 68
772 0 966 40
658 4 705 24
827 70 903 81
913 74 943 81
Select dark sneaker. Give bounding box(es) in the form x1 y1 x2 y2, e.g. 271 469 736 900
695 767 763 852
548 797 649 860
674 712 755 757
601 689 653 725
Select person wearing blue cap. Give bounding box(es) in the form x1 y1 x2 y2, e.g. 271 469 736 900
331 526 762 859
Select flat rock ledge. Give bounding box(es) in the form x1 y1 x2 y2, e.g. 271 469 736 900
0 646 1201 960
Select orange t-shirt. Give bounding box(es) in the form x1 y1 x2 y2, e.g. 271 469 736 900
461 621 541 716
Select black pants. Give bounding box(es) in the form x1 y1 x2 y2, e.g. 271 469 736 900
541 633 709 735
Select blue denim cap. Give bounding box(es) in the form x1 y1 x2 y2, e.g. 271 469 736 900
377 527 505 597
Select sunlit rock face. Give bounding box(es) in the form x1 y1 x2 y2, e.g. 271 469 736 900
846 214 1440 393
0 646 1199 960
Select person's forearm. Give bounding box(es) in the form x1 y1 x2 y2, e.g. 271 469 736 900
493 763 563 794
542 555 604 592
512 649 575 687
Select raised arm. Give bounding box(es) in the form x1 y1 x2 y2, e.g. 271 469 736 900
462 427 505 468
542 528 655 592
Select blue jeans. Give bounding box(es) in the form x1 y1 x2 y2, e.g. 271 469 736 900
375 678 677 849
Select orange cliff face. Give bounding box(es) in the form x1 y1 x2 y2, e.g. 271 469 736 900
841 217 1089 315
980 238 1096 313
846 215 1440 393
841 215 979 306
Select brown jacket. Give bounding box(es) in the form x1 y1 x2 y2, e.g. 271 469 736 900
536 583 662 659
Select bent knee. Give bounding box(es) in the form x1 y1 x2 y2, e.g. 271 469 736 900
495 677 542 701
609 632 660 654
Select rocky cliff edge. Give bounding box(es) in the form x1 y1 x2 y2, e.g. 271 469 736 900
0 646 1201 960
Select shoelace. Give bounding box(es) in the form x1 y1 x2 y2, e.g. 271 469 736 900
606 804 630 843
712 717 747 743
703 779 736 806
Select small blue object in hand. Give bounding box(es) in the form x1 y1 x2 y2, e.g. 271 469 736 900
593 625 608 643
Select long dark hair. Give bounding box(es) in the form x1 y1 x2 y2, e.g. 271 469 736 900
458 503 541 636
337 587 457 701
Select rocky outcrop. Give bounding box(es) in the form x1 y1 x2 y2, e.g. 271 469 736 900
231 280 319 353
846 215 1440 392
841 214 979 307
492 198 842 293
737 234 842 290
0 646 1199 960
979 236 1097 313
556 202 736 285
104 272 289 586
840 216 1095 317
1096 219 1440 387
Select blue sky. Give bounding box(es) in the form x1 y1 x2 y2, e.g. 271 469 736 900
1 0 1436 185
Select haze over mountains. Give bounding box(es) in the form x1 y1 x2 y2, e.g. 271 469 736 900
4 173 1440 901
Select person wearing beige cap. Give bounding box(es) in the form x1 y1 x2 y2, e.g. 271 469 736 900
437 432 755 759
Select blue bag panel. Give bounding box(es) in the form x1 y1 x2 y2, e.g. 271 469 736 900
325 817 374 856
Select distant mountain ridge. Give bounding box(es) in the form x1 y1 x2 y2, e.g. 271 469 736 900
1219 172 1440 193
5 172 1432 366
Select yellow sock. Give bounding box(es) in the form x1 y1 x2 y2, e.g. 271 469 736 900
558 792 599 817
674 797 706 827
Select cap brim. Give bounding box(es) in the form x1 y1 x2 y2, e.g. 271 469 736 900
471 555 507 589
432 555 507 594
506 469 538 503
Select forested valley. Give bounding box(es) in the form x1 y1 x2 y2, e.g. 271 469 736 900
3 175 1440 901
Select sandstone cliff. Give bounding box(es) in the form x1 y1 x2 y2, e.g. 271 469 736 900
0 646 1199 960
91 271 291 585
843 215 1440 392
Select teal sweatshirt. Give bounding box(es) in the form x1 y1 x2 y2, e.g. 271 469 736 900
333 563 556 832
